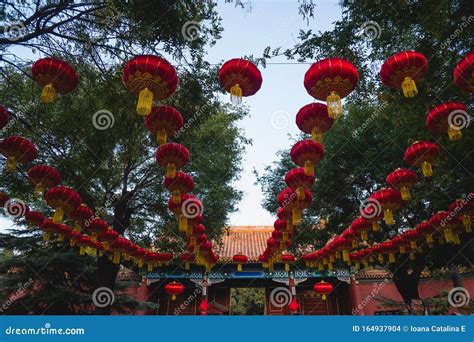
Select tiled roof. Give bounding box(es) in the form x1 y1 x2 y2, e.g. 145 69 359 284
215 226 273 262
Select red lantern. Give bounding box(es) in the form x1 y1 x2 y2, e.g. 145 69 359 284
426 102 469 141
232 253 248 272
415 220 437 247
288 298 300 313
290 139 324 176
97 228 119 249
168 194 202 232
69 204 94 232
165 281 184 301
304 58 359 118
39 218 60 241
84 218 108 239
429 211 463 244
386 168 418 201
449 194 474 232
380 51 428 97
341 227 359 248
54 223 72 242
313 280 333 300
76 235 103 257
281 254 296 272
369 188 403 226
164 171 194 204
179 253 195 270
274 219 292 242
27 165 61 195
377 240 398 263
130 246 147 268
277 207 292 222
25 210 45 228
350 216 372 241
0 136 37 172
145 106 184 145
199 299 209 315
44 186 81 223
295 103 334 142
0 192 9 207
400 229 422 260
218 58 262 104
404 141 439 177
277 187 312 225
156 142 190 178
122 55 178 116
0 105 9 129
284 167 315 200
32 58 78 103
454 51 474 93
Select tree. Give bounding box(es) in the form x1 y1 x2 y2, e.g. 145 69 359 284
0 2 249 314
257 0 474 305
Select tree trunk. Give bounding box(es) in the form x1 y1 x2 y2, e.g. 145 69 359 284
389 253 425 305
95 194 133 314
449 264 463 288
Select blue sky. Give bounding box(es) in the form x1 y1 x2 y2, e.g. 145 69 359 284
209 0 342 225
0 0 342 230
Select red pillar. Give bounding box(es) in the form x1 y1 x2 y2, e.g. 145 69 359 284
349 275 363 315
135 278 150 315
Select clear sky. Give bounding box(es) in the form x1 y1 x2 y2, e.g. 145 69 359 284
210 0 342 225
0 0 342 230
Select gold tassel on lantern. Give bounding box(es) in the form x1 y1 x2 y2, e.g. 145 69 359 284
79 246 85 256
172 191 181 204
389 253 395 263
322 293 327 300
326 91 342 118
53 207 65 223
166 163 176 178
230 84 242 104
157 129 167 145
179 215 188 232
361 230 368 241
41 83 56 103
303 160 314 176
328 263 333 270
409 252 416 260
342 250 349 263
462 215 472 232
292 208 302 225
399 245 406 254
113 251 120 264
383 209 394 226
378 254 384 263
296 187 305 201
444 229 454 243
401 76 418 97
372 221 381 232
420 161 433 177
351 240 358 248
136 87 153 116
362 260 369 268
6 157 17 172
400 186 411 201
34 183 45 196
447 125 462 141
426 234 434 248
409 241 417 250
237 263 242 272
311 127 323 143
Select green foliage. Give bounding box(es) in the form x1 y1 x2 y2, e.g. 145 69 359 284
230 288 265 315
0 2 248 314
256 0 474 301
